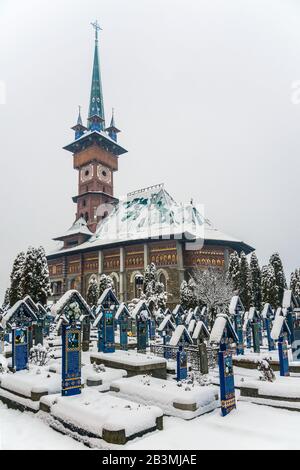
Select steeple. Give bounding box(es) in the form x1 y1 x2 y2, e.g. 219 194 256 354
88 21 105 132
105 108 121 142
71 106 87 140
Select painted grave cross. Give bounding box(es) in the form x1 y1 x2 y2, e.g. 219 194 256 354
94 288 119 354
261 303 275 351
271 312 291 377
229 296 245 356
169 325 193 381
210 313 239 417
54 290 90 397
157 314 176 359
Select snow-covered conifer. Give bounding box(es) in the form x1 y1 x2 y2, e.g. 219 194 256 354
87 277 99 306
227 251 240 292
269 252 287 305
9 251 26 306
250 252 261 310
261 264 278 308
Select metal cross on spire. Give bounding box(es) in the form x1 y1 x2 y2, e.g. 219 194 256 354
91 20 102 42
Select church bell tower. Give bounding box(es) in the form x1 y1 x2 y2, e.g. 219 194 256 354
63 21 127 233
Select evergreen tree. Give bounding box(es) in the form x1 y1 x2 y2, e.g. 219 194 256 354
9 251 26 306
227 251 240 292
290 269 300 296
180 279 198 310
98 274 114 297
2 288 10 309
261 264 278 308
269 252 287 305
250 252 262 310
33 246 52 305
87 277 99 306
144 263 168 310
239 252 252 310
20 246 38 301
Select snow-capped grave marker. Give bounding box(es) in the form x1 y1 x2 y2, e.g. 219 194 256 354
158 314 176 359
172 304 185 326
282 289 298 349
115 303 130 350
169 325 193 381
229 296 245 356
271 313 291 377
94 289 120 354
261 303 275 351
1 298 38 371
192 321 210 375
210 313 238 417
131 301 151 353
24 296 41 349
248 307 261 353
243 312 252 349
12 327 28 372
54 290 90 397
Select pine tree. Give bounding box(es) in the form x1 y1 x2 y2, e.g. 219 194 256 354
269 253 287 305
227 251 240 292
98 274 114 297
261 264 278 308
9 251 26 306
87 277 99 306
239 252 252 310
180 279 198 310
144 263 168 310
2 288 10 309
250 252 261 310
20 246 38 301
33 246 52 305
290 269 300 296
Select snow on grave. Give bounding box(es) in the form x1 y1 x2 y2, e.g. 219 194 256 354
0 366 61 412
46 388 163 445
109 375 219 420
239 376 300 412
90 350 167 379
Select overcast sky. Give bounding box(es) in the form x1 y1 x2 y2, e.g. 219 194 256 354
1 0 300 300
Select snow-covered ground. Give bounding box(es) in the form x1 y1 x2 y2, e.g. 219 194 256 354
1 399 300 450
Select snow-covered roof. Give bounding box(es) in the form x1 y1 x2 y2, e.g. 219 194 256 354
53 217 93 241
271 315 291 341
51 290 91 319
261 303 273 319
185 309 195 325
248 307 260 321
130 301 150 320
192 321 210 341
229 296 244 316
97 288 119 309
115 302 130 321
187 319 196 334
172 305 185 317
1 300 38 329
48 185 254 256
169 325 193 347
157 314 176 333
210 313 238 344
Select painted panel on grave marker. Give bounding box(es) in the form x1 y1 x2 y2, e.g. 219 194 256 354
218 348 236 417
62 325 82 396
12 328 28 372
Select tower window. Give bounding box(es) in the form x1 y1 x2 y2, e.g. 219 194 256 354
83 200 86 207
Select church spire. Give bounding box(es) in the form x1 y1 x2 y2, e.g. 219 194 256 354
87 20 105 132
71 105 87 140
105 108 121 142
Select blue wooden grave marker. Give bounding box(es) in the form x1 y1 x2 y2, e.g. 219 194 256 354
12 327 28 372
62 323 82 396
96 289 120 354
116 303 130 351
54 290 91 397
278 334 290 377
218 341 236 416
229 296 245 356
262 304 275 351
131 301 151 353
169 325 193 381
210 313 238 416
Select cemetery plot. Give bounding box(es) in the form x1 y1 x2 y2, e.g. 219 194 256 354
0 367 61 412
109 375 219 419
46 388 163 445
239 376 300 412
90 350 167 379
